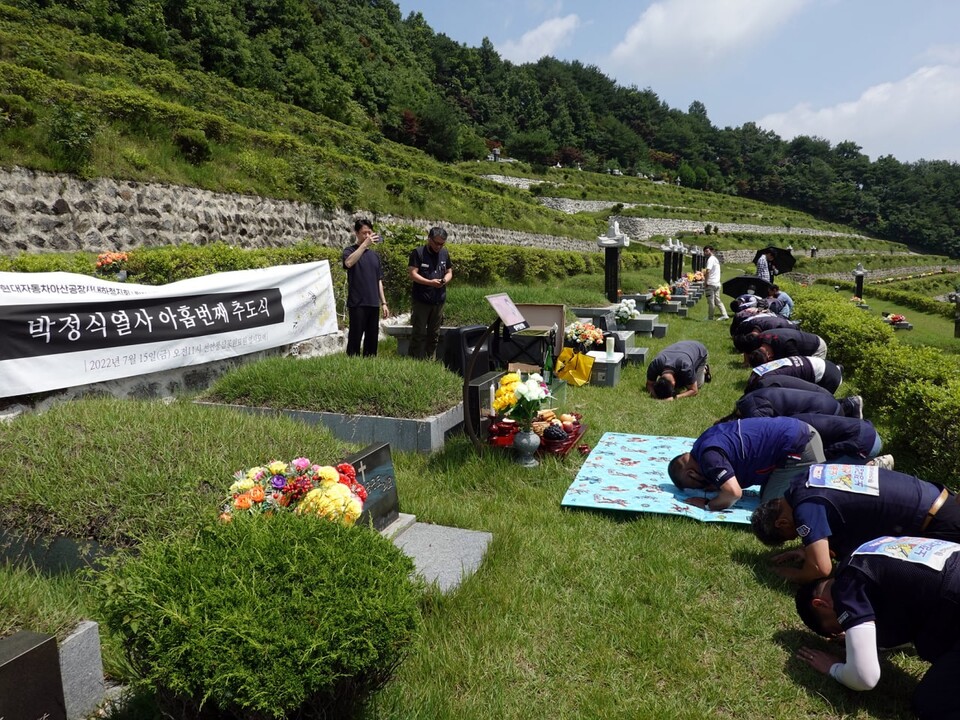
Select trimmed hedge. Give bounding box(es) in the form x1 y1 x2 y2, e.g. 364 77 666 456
792 283 960 486
789 286 895 374
94 513 423 719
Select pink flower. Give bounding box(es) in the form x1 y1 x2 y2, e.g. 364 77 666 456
292 457 311 471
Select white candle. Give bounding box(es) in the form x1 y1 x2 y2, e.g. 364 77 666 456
605 336 615 360
489 382 496 416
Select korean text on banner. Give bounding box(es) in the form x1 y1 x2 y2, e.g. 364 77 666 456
0 261 338 397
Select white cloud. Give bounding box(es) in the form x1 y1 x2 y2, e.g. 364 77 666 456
758 64 960 163
607 0 807 80
498 14 581 64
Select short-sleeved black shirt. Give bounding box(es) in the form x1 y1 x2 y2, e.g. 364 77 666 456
341 244 383 308
646 340 708 387
408 245 451 305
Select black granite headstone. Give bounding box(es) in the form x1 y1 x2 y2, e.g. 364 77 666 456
345 443 399 532
0 631 67 720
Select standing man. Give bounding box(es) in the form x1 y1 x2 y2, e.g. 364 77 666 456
408 227 453 360
342 218 389 357
703 245 729 321
756 248 775 283
795 536 960 718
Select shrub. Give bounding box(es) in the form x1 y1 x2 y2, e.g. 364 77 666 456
47 102 97 173
172 127 212 165
0 93 36 127
94 513 423 719
887 378 960 486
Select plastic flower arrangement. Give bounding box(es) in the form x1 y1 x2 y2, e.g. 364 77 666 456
850 295 864 305
614 298 641 324
221 457 367 525
889 313 906 324
565 321 604 348
492 372 552 430
95 251 128 273
651 286 672 304
686 270 704 282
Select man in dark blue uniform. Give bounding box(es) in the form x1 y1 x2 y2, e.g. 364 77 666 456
742 328 828 366
668 416 826 510
724 386 862 421
730 311 796 337
795 536 960 718
791 414 887 464
407 226 453 360
752 467 960 583
745 355 843 394
748 374 837 397
646 340 710 400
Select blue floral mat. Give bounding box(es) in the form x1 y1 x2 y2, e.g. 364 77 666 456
561 432 759 524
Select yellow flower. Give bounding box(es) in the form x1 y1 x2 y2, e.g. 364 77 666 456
500 373 520 386
343 497 362 525
316 465 339 487
267 460 287 475
245 466 266 481
230 478 255 493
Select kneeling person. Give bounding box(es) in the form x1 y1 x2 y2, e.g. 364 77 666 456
795 536 960 718
752 467 960 583
668 417 826 511
646 340 709 400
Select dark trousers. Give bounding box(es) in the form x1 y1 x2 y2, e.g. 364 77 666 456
346 306 380 357
913 641 960 719
410 299 444 360
760 427 826 502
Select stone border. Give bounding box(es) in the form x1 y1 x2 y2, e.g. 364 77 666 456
195 400 464 454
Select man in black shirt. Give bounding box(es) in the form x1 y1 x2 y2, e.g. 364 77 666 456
342 218 389 357
645 340 709 400
795 537 960 718
407 227 453 360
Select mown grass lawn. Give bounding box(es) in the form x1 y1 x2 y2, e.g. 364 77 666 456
0 271 936 720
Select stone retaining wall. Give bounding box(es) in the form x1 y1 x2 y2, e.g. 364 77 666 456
0 166 595 256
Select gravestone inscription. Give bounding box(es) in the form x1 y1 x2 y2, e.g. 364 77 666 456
346 442 399 532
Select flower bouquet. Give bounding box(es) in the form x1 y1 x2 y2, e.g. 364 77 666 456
565 321 604 350
686 270 704 282
850 295 863 304
221 457 367 526
95 251 128 274
492 372 552 431
651 286 671 305
889 313 906 324
614 298 641 325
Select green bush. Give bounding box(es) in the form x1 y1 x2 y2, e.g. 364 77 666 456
855 342 960 416
47 101 97 173
94 514 423 719
172 127 212 165
886 378 960 486
790 288 894 373
0 92 36 127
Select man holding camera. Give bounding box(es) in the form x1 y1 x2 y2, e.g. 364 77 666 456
408 226 453 360
342 218 389 357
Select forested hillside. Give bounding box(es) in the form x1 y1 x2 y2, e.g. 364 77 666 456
2 0 959 256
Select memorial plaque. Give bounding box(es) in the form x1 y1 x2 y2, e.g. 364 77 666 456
0 631 67 720
345 443 399 532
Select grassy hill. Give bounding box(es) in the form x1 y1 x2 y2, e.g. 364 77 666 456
0 2 892 252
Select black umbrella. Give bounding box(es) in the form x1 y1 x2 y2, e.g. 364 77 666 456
722 274 774 299
751 246 796 274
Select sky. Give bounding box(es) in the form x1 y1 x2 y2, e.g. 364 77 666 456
394 0 960 164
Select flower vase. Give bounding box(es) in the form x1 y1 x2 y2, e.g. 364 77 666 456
513 429 541 467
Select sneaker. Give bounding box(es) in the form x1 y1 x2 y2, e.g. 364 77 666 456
704 364 712 383
844 395 863 419
717 315 730 321
868 454 895 470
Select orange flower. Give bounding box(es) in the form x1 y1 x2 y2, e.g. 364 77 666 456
250 485 265 503
234 493 253 510
219 512 233 523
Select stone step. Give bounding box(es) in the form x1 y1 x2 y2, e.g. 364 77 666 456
390 521 492 593
625 347 648 365
623 315 657 333
677 306 688 318
652 323 668 338
612 329 635 350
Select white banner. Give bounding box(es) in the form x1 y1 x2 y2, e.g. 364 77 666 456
0 262 338 398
